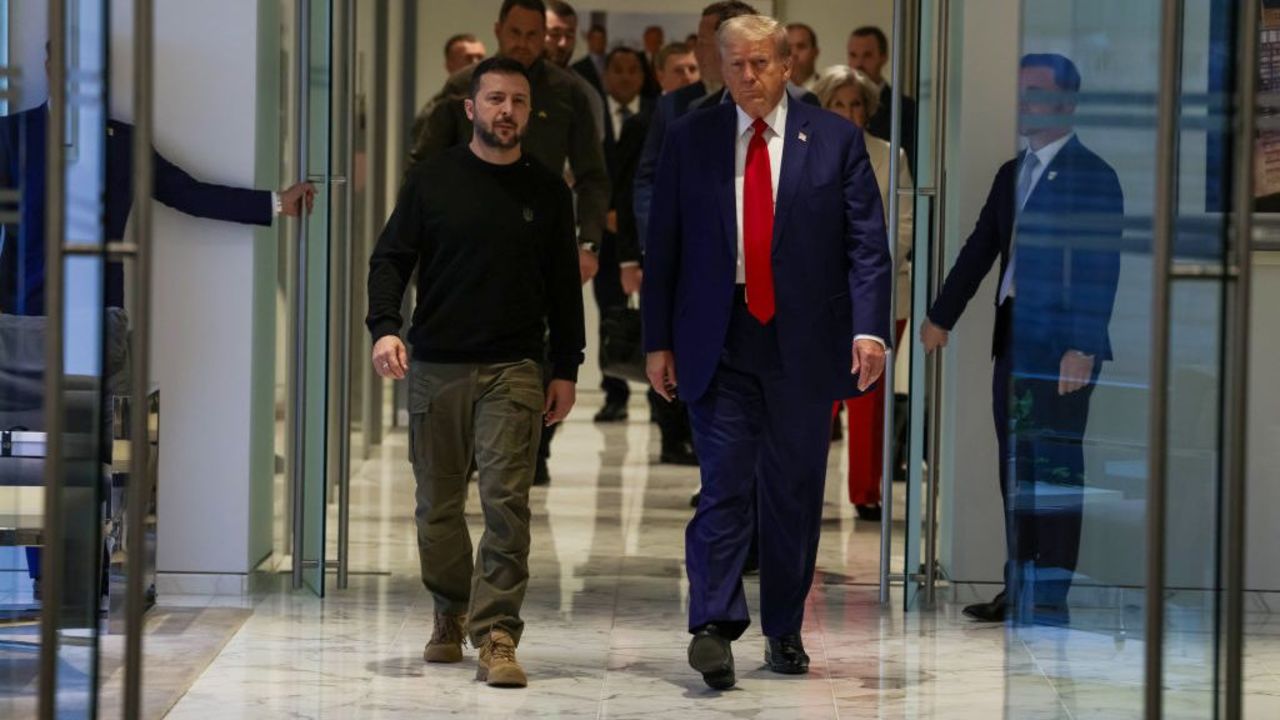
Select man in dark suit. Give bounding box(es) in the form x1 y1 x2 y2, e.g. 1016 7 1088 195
572 24 608 99
922 53 1123 626
848 26 917 167
0 106 314 315
644 15 891 689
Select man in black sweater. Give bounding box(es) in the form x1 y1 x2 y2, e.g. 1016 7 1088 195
367 57 585 689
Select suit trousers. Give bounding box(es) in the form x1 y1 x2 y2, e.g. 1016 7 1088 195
592 231 631 405
993 302 1094 609
408 359 543 645
685 290 832 639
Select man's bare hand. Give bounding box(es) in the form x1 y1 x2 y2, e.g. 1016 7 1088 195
279 182 317 217
920 318 949 353
579 248 599 284
646 351 678 402
851 339 886 392
1058 350 1095 396
620 266 643 295
372 335 409 380
544 379 577 426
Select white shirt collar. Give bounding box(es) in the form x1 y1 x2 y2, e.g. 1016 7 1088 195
607 95 640 117
735 92 788 140
1025 131 1074 169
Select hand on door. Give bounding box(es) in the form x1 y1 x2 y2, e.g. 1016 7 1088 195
279 182 318 217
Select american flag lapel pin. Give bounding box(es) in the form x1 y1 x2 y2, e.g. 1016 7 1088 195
798 131 808 143
1048 170 1058 181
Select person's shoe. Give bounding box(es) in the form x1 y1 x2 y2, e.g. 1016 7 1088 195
962 591 1008 623
660 442 699 466
533 458 551 487
476 628 527 688
765 634 810 674
688 625 735 690
854 504 882 522
423 612 466 663
594 400 629 423
689 490 701 508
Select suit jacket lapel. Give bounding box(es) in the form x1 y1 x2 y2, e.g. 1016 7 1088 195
714 103 739 261
772 104 810 250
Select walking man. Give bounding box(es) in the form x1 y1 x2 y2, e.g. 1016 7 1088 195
366 57 585 688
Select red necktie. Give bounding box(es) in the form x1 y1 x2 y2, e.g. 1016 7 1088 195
743 118 775 324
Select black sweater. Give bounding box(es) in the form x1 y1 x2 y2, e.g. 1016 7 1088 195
366 145 585 381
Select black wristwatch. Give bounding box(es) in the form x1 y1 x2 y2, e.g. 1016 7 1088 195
579 241 599 254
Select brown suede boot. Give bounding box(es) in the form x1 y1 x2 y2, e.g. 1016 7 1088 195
423 612 466 663
475 628 527 687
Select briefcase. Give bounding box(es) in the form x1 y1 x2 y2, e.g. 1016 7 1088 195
600 299 646 384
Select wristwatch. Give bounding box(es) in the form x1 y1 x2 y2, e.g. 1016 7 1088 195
579 241 599 254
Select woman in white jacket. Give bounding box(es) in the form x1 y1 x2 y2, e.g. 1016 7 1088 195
813 65 913 521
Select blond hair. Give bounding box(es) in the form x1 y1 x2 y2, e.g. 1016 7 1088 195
717 14 790 59
812 64 880 118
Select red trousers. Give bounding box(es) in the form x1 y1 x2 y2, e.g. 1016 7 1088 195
833 319 907 506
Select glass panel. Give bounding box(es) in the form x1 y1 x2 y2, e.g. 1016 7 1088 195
300 0 331 596
0 0 109 716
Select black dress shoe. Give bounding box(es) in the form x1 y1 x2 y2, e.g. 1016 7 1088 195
660 442 699 466
962 591 1007 623
765 634 809 674
594 400 629 423
688 625 736 689
854 504 882 522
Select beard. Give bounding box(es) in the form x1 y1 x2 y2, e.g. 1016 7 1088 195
474 116 524 150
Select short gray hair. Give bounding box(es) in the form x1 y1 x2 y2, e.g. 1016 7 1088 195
812 64 879 118
717 14 790 59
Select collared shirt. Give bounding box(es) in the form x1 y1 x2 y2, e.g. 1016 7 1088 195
606 95 641 141
999 131 1075 301
734 94 787 284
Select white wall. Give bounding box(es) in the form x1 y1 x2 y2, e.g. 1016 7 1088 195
110 0 262 575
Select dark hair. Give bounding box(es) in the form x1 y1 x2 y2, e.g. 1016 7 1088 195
786 23 817 50
1020 53 1082 93
444 33 478 59
644 25 663 35
702 2 757 29
587 24 607 37
498 0 547 24
851 26 888 56
605 46 646 72
654 42 693 72
546 0 576 19
469 56 531 99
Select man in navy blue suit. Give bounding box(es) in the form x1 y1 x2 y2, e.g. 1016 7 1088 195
0 44 315 316
922 54 1123 626
643 15 891 689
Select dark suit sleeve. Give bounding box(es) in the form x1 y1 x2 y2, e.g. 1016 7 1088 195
567 83 610 246
545 182 587 381
927 167 1008 331
1067 168 1124 356
640 126 681 352
408 82 467 169
632 97 670 254
614 118 647 265
152 149 272 226
842 130 893 343
366 171 424 342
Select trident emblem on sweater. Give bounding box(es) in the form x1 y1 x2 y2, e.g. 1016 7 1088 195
523 207 534 222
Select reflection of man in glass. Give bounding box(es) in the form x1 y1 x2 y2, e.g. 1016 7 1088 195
921 54 1123 625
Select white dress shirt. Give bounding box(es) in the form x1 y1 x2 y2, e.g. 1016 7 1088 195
733 94 884 347
998 131 1075 302
606 96 641 141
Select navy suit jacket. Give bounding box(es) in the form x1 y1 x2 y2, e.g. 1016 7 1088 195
0 106 273 315
927 135 1123 364
642 98 893 403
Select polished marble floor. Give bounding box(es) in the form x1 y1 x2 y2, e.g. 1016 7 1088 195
156 393 1280 719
